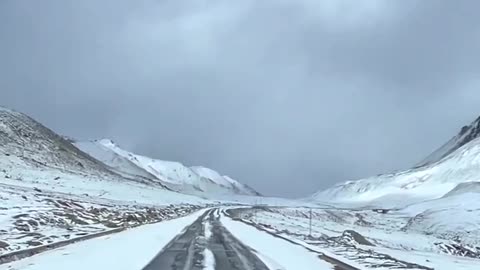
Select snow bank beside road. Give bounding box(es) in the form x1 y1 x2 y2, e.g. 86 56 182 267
0 210 208 270
221 214 336 270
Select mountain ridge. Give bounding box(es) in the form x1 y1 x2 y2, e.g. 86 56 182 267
312 114 480 206
417 115 480 167
74 138 260 196
0 106 260 199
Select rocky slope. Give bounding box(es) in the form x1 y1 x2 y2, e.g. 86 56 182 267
0 107 113 176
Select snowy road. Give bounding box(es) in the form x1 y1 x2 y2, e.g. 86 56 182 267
143 208 358 270
0 208 358 270
143 209 270 270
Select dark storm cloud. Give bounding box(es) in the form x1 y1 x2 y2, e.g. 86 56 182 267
1 0 480 197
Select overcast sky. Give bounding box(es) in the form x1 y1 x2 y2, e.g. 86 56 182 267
1 0 480 197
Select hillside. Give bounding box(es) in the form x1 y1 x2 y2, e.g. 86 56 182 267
418 116 480 167
0 106 204 205
0 107 207 255
191 166 261 196
73 140 159 180
0 107 112 175
312 115 480 206
74 139 260 196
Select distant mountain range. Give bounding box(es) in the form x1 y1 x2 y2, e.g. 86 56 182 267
74 139 261 196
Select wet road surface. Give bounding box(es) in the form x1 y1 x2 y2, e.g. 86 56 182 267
143 208 360 270
142 209 269 270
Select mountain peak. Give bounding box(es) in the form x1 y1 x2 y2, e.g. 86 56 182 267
75 141 261 196
417 114 480 167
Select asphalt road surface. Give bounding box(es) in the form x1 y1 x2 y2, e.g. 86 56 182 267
142 209 268 270
142 208 359 270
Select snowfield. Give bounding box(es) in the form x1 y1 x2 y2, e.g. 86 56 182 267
401 193 480 248
228 206 480 270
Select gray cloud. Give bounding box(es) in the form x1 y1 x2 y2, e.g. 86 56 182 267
1 0 480 197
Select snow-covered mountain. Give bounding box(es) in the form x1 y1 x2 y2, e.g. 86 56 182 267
0 106 205 205
0 106 258 203
312 115 480 206
75 139 260 196
0 107 108 174
417 116 480 167
0 106 208 258
191 166 261 196
73 140 159 180
309 115 480 264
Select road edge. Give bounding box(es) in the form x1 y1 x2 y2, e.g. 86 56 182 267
223 208 362 270
0 207 206 265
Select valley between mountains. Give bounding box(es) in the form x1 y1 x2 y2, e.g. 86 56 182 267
2 106 480 269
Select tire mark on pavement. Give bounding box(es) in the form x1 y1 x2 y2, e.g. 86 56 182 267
143 209 270 270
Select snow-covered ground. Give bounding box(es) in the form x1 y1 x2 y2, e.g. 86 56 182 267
2 208 361 270
0 210 208 270
0 156 206 206
0 156 208 255
3 203 480 269
229 206 480 269
221 214 345 270
0 143 207 256
0 180 201 255
400 193 480 248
